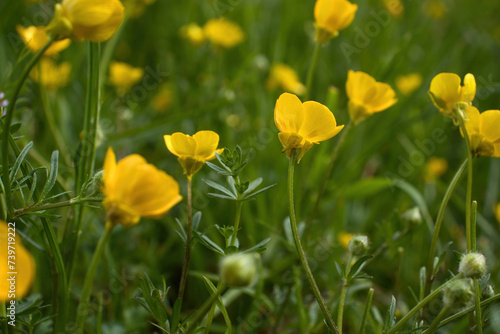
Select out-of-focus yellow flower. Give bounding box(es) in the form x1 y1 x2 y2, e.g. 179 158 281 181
267 63 306 96
494 204 500 224
346 70 397 124
0 220 35 302
424 157 448 181
102 147 182 226
429 73 476 118
203 18 244 49
180 23 206 46
384 0 404 18
31 58 71 90
463 106 500 157
395 73 423 96
338 232 354 249
164 131 224 179
274 93 344 162
152 84 174 112
314 0 358 44
109 61 144 95
46 0 124 42
424 0 446 20
16 25 70 56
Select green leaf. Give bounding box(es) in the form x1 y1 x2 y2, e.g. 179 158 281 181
208 193 237 201
204 179 237 199
192 211 202 231
194 231 225 256
242 177 262 196
171 298 182 333
40 150 59 202
384 296 396 331
243 183 277 199
348 255 372 279
10 141 33 180
202 276 232 333
242 238 271 254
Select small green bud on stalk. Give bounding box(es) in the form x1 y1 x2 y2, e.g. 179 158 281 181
443 279 474 310
220 253 259 287
459 252 486 279
348 235 369 255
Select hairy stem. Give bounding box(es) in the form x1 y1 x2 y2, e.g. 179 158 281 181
178 178 193 301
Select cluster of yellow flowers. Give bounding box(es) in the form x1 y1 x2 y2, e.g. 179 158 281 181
181 18 244 49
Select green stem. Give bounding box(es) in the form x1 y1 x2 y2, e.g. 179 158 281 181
425 159 467 293
455 107 474 251
387 273 463 334
288 150 339 334
471 201 477 252
305 42 321 100
438 293 500 328
230 201 242 247
185 283 226 334
1 38 53 221
474 279 483 333
309 122 352 224
358 288 374 334
75 222 114 333
14 196 103 218
178 178 193 301
203 281 222 334
422 306 449 334
337 253 353 333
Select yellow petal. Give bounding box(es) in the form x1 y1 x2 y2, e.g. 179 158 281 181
495 204 500 223
299 101 344 143
461 73 476 104
103 147 117 194
193 130 220 160
164 133 197 157
429 73 461 111
479 110 500 143
63 0 115 26
274 93 304 134
0 221 35 302
367 82 398 112
346 70 377 105
464 106 480 136
314 0 357 34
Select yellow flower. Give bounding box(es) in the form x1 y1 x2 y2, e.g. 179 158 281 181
424 157 448 181
267 63 306 96
346 70 397 124
274 93 344 162
17 25 70 56
384 0 404 18
338 232 354 249
46 0 124 42
164 131 224 179
463 106 500 157
0 220 35 302
494 204 500 224
314 0 358 44
30 58 71 90
203 18 244 49
180 23 206 46
429 73 476 118
109 61 144 95
395 73 423 96
102 147 182 226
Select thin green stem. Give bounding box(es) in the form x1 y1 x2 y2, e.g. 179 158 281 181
178 178 193 301
337 253 353 333
309 122 352 225
471 201 477 252
185 283 226 334
288 150 339 334
203 281 222 334
75 222 114 333
387 273 463 334
425 159 467 293
455 107 474 251
474 279 483 333
358 288 374 334
1 38 53 221
230 201 242 247
14 196 103 218
304 42 321 100
422 306 449 334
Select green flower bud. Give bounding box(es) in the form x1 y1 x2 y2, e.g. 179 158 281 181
443 279 474 310
458 252 487 279
348 235 369 255
220 253 258 287
401 207 422 225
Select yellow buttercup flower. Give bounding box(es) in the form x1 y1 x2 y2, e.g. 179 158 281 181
338 232 354 249
180 23 206 46
17 25 70 56
395 73 423 96
274 93 344 162
346 70 397 124
102 147 182 226
30 58 71 90
424 157 448 181
203 18 244 49
164 131 224 179
384 0 404 18
46 0 124 42
314 0 358 44
109 61 144 95
463 106 500 157
494 204 500 224
267 63 306 96
429 73 476 118
0 220 35 302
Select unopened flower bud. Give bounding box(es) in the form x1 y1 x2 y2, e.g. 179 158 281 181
484 285 494 298
401 207 422 225
220 253 258 287
443 279 474 310
348 235 369 255
458 252 486 279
